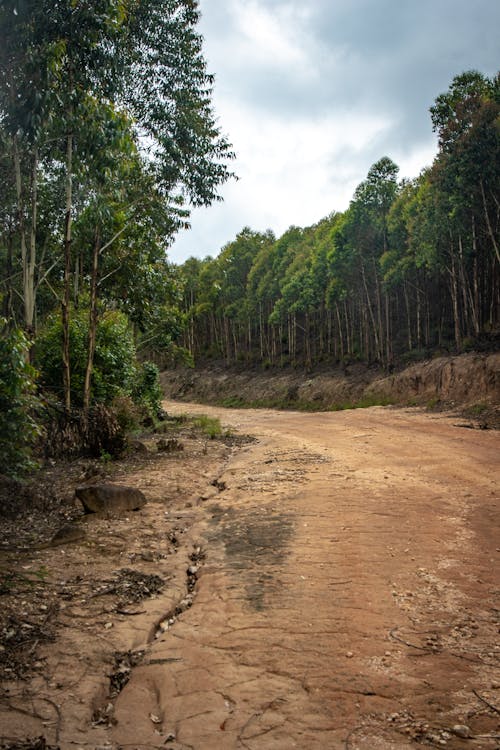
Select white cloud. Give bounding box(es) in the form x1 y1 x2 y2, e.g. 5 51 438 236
232 1 307 68
168 0 500 263
170 105 396 261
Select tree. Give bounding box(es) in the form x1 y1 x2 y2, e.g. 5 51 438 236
0 0 235 410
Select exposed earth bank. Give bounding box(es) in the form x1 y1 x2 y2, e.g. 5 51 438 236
160 352 500 419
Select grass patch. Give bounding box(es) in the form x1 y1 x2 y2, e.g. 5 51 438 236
193 415 223 439
426 397 441 410
464 402 489 417
328 394 394 411
218 393 394 412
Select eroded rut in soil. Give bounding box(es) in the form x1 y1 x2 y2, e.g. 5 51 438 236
2 405 500 750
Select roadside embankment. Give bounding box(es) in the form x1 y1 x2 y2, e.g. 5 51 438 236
161 352 500 416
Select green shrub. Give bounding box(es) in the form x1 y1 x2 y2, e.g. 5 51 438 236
36 309 136 406
193 415 222 439
132 361 163 419
111 395 143 432
0 321 41 475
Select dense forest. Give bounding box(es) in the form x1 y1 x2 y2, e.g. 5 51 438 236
178 70 500 368
0 0 233 472
0 1 498 473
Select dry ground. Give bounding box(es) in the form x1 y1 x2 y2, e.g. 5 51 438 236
0 404 499 750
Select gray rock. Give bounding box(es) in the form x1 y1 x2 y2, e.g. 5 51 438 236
50 523 86 546
76 484 147 514
452 725 472 739
129 439 149 454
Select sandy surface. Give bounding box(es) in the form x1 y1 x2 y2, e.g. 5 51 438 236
1 404 499 749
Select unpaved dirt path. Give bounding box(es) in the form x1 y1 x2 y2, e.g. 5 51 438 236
109 404 499 750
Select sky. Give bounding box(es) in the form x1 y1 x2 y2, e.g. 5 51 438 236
168 0 500 264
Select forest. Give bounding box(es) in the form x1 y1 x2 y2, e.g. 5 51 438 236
177 70 499 369
0 0 233 473
0 1 498 475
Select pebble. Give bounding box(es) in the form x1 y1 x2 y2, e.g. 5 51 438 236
346 651 354 658
452 725 471 739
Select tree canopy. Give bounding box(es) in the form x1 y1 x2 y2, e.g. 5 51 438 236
176 70 499 368
0 0 234 412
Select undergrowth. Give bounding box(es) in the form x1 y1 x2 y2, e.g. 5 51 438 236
218 394 394 411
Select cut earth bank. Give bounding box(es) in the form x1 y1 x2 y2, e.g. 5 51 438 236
0 350 499 750
160 352 500 423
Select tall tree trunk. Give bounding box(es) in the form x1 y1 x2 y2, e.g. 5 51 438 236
335 304 344 360
457 233 472 336
83 228 101 414
26 147 38 334
360 261 380 360
62 132 73 411
481 179 500 265
471 216 480 335
12 136 29 329
403 280 413 350
343 300 351 356
259 302 264 359
449 251 461 352
384 292 391 367
2 230 14 321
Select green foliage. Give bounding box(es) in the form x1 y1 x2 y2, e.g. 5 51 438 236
465 402 488 416
0 321 41 475
111 395 143 433
329 395 394 411
193 415 222 439
177 69 499 369
36 309 136 406
132 361 163 419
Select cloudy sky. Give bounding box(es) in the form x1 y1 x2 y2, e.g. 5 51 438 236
168 0 500 264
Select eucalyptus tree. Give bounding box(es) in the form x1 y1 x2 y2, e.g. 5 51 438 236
430 70 500 345
0 0 234 409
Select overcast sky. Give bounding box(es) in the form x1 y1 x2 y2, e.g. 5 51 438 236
168 0 500 264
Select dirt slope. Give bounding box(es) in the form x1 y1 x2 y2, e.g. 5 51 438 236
160 352 500 413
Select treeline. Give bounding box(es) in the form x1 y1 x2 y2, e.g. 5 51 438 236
178 71 500 368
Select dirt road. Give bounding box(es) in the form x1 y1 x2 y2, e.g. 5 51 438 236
109 404 499 750
1 404 498 749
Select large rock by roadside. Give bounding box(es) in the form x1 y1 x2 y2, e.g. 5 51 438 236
75 484 147 515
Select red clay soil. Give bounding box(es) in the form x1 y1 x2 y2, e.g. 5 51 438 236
1 404 499 749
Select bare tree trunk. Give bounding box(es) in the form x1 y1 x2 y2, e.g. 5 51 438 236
73 252 80 308
2 230 14 321
361 262 380 360
457 234 472 336
417 289 423 349
449 251 461 352
83 228 101 413
259 302 264 359
13 137 29 328
403 280 413 350
481 179 500 265
343 300 351 356
26 147 38 334
471 216 480 335
62 132 73 411
384 293 391 367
